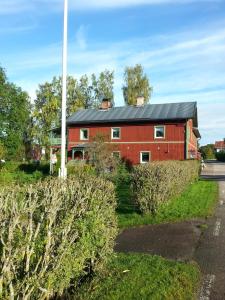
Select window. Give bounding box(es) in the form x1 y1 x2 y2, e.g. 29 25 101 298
154 126 165 139
140 152 150 163
112 151 121 159
80 128 89 140
111 127 120 139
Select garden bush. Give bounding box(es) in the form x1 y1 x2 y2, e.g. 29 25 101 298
132 160 200 215
67 160 96 176
215 151 225 162
0 174 117 299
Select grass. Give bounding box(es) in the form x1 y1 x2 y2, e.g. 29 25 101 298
75 253 200 300
116 179 218 229
0 161 49 186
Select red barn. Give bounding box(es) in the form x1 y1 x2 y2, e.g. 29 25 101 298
65 99 201 165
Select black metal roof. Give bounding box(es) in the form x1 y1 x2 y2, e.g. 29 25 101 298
67 101 198 127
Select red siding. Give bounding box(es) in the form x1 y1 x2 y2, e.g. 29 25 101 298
68 121 186 164
187 119 198 159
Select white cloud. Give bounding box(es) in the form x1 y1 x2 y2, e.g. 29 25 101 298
75 26 87 50
0 0 222 15
3 17 225 145
0 1 33 15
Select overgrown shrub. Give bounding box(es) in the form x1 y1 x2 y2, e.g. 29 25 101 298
0 141 6 160
132 160 200 215
215 151 225 162
67 160 96 176
0 175 117 299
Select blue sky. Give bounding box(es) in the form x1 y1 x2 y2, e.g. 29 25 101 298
1 0 225 145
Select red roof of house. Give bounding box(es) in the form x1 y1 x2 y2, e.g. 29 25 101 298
215 141 225 149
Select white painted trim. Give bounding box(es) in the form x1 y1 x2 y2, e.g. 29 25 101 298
112 151 121 158
154 125 166 139
80 128 89 140
111 127 121 140
69 141 185 145
140 151 151 163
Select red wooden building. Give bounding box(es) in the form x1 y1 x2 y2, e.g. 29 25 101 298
215 140 225 152
64 99 201 165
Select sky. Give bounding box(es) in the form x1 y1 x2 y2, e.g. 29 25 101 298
0 0 225 145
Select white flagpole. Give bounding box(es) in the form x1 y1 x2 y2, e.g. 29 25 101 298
59 0 68 178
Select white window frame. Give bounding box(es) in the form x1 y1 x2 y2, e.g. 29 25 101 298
112 151 121 159
154 125 165 139
140 151 151 164
111 127 121 140
80 128 89 140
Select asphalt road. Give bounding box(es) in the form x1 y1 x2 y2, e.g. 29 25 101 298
195 161 225 300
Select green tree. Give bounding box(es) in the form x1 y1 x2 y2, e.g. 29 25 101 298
88 133 119 174
0 67 31 160
32 78 61 147
199 144 215 160
32 71 114 147
92 70 114 106
122 64 152 105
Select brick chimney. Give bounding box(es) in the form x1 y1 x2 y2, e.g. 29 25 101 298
136 95 145 106
100 97 113 110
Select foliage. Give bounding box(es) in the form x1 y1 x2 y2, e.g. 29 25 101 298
0 175 117 299
122 64 152 105
32 71 114 148
0 162 49 185
91 70 114 105
215 151 225 162
117 180 218 228
67 161 96 176
75 253 200 300
0 141 6 160
199 144 215 159
88 133 119 174
132 160 200 215
0 66 31 160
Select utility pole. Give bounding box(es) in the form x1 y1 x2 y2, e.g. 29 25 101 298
59 0 68 178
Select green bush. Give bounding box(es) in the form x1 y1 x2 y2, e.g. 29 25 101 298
132 160 200 215
1 161 21 172
0 174 117 299
0 171 14 185
67 160 96 176
215 151 225 162
0 162 48 186
18 162 50 175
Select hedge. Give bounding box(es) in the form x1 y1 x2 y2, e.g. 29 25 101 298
0 174 117 299
132 160 200 215
215 151 225 162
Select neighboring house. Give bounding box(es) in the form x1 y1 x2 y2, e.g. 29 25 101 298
215 140 225 153
63 98 201 165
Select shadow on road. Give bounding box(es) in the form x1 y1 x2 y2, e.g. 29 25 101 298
201 175 225 181
201 161 225 181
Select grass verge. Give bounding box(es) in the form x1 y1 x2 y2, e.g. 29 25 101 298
75 253 200 300
117 180 218 229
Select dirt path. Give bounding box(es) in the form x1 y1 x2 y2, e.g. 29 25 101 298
195 162 225 300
